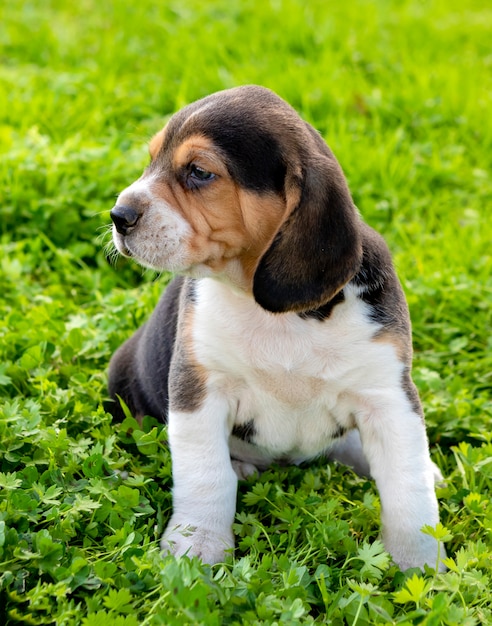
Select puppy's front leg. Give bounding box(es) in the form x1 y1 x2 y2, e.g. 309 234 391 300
161 394 237 564
356 391 446 572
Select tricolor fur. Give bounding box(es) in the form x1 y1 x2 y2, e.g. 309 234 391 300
108 85 445 570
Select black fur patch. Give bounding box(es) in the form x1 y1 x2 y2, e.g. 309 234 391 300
332 424 348 439
161 87 288 193
204 121 286 193
232 420 257 443
107 276 184 423
298 290 345 321
352 223 409 334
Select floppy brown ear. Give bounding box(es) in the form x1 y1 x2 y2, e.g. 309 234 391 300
253 155 363 313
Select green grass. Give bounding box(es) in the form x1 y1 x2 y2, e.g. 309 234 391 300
1 0 491 623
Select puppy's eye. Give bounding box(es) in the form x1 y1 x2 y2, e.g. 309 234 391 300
189 164 215 184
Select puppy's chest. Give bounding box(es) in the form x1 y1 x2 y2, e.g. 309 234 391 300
232 365 346 460
199 319 357 458
195 295 348 399
223 332 349 430
190 282 383 456
192 280 377 387
245 368 327 406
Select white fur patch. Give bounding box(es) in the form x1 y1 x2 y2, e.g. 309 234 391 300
192 280 399 461
113 175 192 272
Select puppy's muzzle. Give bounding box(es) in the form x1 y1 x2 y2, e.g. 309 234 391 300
110 205 140 235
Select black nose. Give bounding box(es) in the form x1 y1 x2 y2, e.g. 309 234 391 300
110 205 140 235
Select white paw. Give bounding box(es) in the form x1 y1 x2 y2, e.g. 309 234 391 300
231 459 259 480
161 521 234 564
385 534 447 572
431 461 446 488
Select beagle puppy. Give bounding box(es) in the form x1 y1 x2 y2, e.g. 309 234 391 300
108 85 445 571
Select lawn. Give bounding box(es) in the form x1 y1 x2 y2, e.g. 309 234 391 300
1 0 491 623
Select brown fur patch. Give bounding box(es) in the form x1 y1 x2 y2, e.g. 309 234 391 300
401 368 424 419
149 126 167 160
168 297 208 413
372 330 423 419
373 328 411 364
171 135 228 175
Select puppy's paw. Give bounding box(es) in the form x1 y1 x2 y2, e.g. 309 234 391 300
431 461 446 488
385 535 447 572
393 546 447 572
231 459 259 480
161 521 234 564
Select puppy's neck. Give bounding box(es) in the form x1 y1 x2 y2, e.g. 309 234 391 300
186 258 254 297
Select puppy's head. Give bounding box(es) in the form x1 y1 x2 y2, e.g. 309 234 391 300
111 85 362 313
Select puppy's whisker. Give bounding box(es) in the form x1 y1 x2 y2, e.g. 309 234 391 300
96 223 113 233
102 238 120 266
92 209 115 217
97 230 114 250
96 225 113 241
